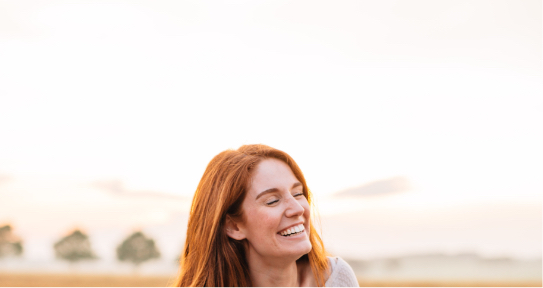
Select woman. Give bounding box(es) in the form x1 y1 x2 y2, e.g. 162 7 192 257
174 144 358 287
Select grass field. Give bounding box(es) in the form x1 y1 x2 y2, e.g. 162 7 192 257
357 279 542 287
0 273 541 287
0 273 175 287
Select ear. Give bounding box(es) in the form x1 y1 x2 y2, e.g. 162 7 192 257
224 215 246 241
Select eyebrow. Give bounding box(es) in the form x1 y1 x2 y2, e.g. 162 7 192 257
255 182 303 200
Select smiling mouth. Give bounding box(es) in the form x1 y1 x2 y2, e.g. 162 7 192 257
278 224 305 237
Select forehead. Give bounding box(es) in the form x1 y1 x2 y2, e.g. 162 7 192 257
248 158 299 193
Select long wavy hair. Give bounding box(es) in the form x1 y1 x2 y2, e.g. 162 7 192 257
173 144 329 287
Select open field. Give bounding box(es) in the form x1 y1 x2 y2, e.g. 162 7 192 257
357 280 542 287
0 273 541 287
0 273 175 287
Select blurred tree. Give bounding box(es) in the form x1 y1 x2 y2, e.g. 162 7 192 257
117 231 160 266
54 229 97 262
0 224 23 257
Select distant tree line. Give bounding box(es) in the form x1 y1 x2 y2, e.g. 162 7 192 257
0 225 23 257
0 224 162 267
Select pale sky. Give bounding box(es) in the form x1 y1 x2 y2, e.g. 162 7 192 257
0 0 541 260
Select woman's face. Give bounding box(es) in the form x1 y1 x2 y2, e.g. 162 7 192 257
229 158 312 261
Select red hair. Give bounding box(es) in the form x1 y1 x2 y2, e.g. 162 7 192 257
174 144 329 286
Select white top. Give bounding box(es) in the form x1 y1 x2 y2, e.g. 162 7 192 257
324 256 359 287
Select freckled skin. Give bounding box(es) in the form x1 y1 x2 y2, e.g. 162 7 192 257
238 158 312 262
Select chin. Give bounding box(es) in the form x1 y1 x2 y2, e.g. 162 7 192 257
301 242 312 255
289 241 312 259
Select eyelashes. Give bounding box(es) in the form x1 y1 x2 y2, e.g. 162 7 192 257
266 199 279 205
266 193 304 205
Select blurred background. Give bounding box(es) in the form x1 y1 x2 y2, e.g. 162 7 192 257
0 0 541 286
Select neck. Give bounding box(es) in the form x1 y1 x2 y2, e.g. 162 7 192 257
246 249 302 287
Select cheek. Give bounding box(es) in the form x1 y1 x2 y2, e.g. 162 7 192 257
257 211 275 227
301 200 311 217
245 207 280 238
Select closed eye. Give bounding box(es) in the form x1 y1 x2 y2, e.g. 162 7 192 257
267 199 279 205
294 193 303 197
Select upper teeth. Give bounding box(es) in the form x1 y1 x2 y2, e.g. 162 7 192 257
280 224 305 236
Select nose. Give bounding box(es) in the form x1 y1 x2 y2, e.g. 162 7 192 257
284 195 304 218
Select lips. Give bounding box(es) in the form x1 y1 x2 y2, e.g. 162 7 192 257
278 223 305 236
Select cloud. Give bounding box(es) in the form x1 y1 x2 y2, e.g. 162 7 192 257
334 176 411 197
91 179 187 200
